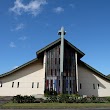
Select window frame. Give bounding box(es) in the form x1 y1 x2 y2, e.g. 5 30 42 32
37 82 39 88
0 81 2 87
32 82 34 88
12 82 14 88
93 84 95 89
80 83 82 89
17 82 19 88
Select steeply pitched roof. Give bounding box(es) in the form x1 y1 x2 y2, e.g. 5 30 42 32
0 38 85 78
0 58 37 78
37 38 61 55
36 38 85 57
80 60 110 81
64 39 85 57
107 74 110 79
1 38 108 82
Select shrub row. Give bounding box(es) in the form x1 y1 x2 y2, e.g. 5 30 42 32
44 95 110 103
12 94 110 103
12 95 36 103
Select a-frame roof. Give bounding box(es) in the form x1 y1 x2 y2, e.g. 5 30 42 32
0 38 110 82
80 60 110 81
0 58 38 78
36 38 85 58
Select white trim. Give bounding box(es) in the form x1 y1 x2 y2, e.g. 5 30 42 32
75 52 78 92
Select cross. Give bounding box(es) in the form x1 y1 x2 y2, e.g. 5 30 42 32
58 26 66 37
58 27 66 94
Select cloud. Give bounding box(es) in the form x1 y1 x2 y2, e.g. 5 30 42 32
15 23 24 30
53 7 64 13
9 42 16 48
11 23 24 31
9 0 47 16
19 36 27 41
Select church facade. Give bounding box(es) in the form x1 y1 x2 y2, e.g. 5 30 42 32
0 27 110 97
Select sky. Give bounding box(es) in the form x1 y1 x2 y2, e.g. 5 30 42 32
0 0 110 76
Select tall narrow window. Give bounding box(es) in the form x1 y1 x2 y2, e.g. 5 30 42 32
80 83 82 89
93 84 95 89
51 69 53 76
50 80 53 88
98 84 99 89
0 81 2 87
55 69 56 76
46 80 49 89
17 82 19 88
66 80 68 88
59 58 60 64
37 82 39 88
59 47 60 55
32 82 34 88
59 80 60 87
51 58 53 64
55 58 57 64
12 82 14 88
70 80 71 88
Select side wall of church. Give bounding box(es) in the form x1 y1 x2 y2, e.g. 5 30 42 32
0 59 45 96
78 62 110 97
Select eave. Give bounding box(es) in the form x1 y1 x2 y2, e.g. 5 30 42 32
0 58 38 78
80 60 110 81
36 38 85 58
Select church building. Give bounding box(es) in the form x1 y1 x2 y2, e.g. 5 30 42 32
0 27 110 97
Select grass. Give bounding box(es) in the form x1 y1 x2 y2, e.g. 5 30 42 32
1 102 110 109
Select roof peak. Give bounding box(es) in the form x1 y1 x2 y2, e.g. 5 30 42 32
36 38 85 58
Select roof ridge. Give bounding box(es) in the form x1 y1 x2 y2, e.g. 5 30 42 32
36 38 85 57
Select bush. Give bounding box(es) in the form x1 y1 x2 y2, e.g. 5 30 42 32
13 94 110 103
12 95 23 103
44 89 57 96
12 95 36 103
90 95 97 103
107 97 110 102
57 94 70 103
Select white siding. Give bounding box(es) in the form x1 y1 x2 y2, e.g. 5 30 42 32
0 59 45 96
78 63 110 97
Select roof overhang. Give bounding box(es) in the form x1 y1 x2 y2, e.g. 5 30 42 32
36 38 85 59
0 58 38 78
80 60 110 82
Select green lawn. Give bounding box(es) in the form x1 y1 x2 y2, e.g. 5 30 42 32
1 102 110 109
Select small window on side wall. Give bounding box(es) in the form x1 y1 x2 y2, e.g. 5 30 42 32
98 84 99 89
80 83 82 89
17 82 19 88
93 84 95 89
37 82 39 88
32 82 34 88
12 82 14 88
0 81 2 87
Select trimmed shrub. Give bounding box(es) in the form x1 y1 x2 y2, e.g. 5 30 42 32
12 95 36 103
107 97 110 102
44 89 57 96
12 95 23 103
